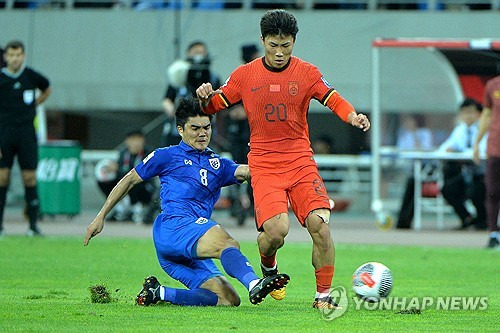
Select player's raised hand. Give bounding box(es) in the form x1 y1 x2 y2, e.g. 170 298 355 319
351 113 371 132
196 83 222 106
84 216 105 246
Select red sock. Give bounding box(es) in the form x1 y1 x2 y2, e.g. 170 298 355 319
315 265 334 293
260 252 277 269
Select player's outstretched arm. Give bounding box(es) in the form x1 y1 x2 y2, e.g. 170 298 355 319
196 82 222 108
84 169 144 246
348 112 371 132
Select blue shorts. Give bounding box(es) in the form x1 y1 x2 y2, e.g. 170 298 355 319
152 214 223 289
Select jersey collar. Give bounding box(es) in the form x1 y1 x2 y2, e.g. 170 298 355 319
261 56 292 73
179 140 214 155
1 64 26 79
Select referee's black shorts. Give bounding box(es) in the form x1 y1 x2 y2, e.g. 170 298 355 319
0 123 38 170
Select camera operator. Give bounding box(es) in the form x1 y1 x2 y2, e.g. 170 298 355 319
161 41 221 147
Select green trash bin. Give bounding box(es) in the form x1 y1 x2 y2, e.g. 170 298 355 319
37 140 81 215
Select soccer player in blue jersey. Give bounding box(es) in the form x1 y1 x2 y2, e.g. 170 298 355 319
84 97 289 306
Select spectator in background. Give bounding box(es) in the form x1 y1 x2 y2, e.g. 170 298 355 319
162 41 221 147
474 75 500 249
395 114 433 229
0 46 5 68
95 130 156 224
0 40 51 237
226 43 261 226
396 114 433 151
311 135 334 154
439 98 487 230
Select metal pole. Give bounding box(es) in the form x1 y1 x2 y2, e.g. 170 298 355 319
173 4 182 59
371 44 381 215
414 159 422 230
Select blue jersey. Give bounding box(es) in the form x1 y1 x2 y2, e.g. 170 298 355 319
135 141 239 221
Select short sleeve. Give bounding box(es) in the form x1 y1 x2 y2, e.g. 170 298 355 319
219 65 244 106
135 148 170 181
308 66 333 102
220 157 239 187
32 70 50 91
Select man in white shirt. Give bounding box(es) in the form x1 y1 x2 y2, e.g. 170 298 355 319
439 98 488 230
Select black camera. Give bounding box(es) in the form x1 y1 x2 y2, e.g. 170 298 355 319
186 55 211 95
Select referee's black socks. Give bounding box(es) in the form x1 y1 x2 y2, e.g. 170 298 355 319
25 186 40 229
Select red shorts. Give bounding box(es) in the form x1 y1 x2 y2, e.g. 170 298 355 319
251 164 330 231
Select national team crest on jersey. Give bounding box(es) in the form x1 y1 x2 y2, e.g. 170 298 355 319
209 158 220 170
23 90 34 105
288 81 299 96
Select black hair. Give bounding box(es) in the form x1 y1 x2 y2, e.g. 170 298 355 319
4 40 25 53
187 41 207 53
175 97 213 128
260 10 299 40
460 98 483 112
125 130 144 138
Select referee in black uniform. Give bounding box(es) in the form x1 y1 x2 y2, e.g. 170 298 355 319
0 40 52 236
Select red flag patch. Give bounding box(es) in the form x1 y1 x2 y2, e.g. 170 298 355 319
270 84 280 92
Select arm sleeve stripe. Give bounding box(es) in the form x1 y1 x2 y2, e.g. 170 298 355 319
219 93 229 108
322 89 337 105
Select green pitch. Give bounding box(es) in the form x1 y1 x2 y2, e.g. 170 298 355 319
0 237 497 332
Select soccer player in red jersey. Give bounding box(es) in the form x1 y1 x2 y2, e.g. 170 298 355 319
196 9 370 309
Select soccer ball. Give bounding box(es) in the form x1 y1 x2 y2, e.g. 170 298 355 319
352 262 393 302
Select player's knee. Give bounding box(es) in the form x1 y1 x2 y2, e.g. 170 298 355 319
22 173 37 186
0 170 10 186
307 212 332 243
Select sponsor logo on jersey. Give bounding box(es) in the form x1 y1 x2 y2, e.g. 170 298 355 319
13 82 21 89
288 81 299 96
195 217 209 224
251 85 266 92
184 159 192 165
209 158 220 170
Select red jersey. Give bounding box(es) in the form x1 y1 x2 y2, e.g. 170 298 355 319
203 56 355 172
484 75 500 158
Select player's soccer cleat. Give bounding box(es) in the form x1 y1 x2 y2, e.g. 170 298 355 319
26 227 43 237
487 236 499 249
249 273 290 305
261 264 286 300
136 275 162 306
312 296 343 309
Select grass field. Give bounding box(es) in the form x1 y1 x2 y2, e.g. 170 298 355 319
0 237 498 332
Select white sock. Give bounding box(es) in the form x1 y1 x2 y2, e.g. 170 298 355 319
159 286 165 300
248 279 259 291
490 231 499 239
315 290 330 299
260 262 277 272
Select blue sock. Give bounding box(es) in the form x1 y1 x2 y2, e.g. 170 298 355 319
161 286 218 306
220 247 259 290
